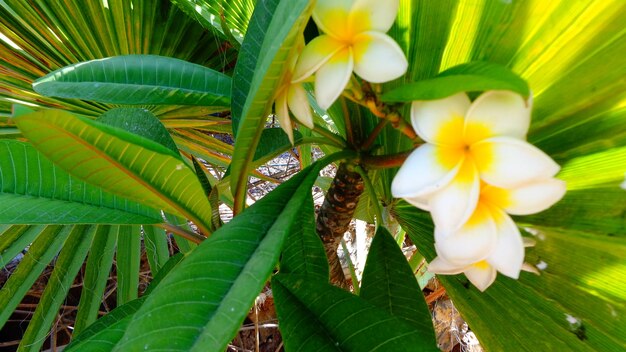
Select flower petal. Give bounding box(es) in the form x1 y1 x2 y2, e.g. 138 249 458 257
485 207 524 279
391 144 462 202
352 31 407 83
471 137 561 188
314 48 354 110
434 202 498 266
429 159 480 232
483 178 566 215
292 35 345 83
312 0 354 39
410 93 471 145
464 261 497 292
464 91 531 144
403 194 431 210
427 256 465 275
275 90 294 144
349 0 399 33
287 83 314 128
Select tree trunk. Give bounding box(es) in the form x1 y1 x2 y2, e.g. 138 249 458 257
316 162 364 288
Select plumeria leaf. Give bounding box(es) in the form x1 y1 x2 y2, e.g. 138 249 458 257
0 140 162 224
279 191 329 281
142 225 171 276
66 253 184 351
273 274 440 351
13 109 213 234
170 0 254 43
0 225 69 329
18 225 96 352
73 226 117 335
230 0 314 212
116 226 141 306
97 107 179 154
110 158 334 351
360 227 436 337
392 202 626 351
33 55 232 108
381 62 529 102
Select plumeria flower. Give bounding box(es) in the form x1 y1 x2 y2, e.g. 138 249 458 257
391 91 561 232
274 40 314 144
428 179 566 291
428 240 541 292
291 0 408 110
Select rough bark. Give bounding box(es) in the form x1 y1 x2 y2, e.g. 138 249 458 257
316 162 364 288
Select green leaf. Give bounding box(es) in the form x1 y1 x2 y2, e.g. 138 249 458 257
116 226 141 306
192 157 222 231
66 299 146 352
272 274 440 351
18 225 96 352
13 110 213 234
97 107 179 154
381 61 529 102
230 0 314 212
393 202 626 351
280 191 329 281
0 226 69 328
170 0 255 43
0 225 43 270
143 225 171 275
360 227 436 339
33 55 232 108
73 226 117 335
110 157 335 351
67 253 184 351
0 140 162 224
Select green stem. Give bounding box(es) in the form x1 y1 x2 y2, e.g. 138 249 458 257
355 165 383 228
158 223 206 244
312 123 347 148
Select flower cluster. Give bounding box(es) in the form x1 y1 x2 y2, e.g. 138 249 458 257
274 0 408 141
392 91 566 291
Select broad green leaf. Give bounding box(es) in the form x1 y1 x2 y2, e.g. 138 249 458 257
18 225 96 352
230 0 314 212
360 227 436 338
111 156 335 351
33 55 232 108
143 225 171 275
116 226 141 306
0 140 162 224
66 253 185 351
381 61 529 102
97 107 179 154
273 274 440 351
73 226 117 336
280 191 329 281
13 110 213 234
393 202 626 351
66 299 146 352
0 225 68 329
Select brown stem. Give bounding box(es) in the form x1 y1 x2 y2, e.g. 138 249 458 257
360 150 415 169
316 161 365 288
360 119 389 151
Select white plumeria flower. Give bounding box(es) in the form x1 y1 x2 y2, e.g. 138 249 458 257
429 178 566 291
392 91 561 232
291 0 408 110
274 45 314 144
